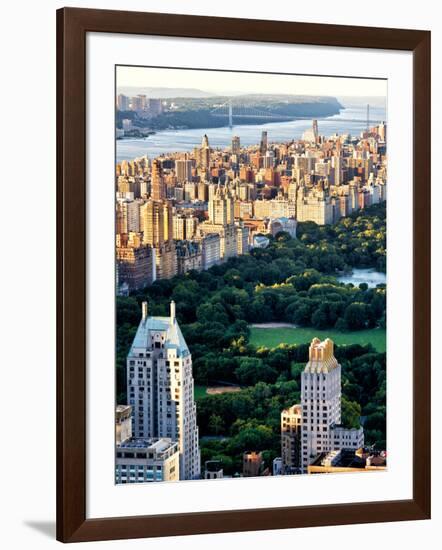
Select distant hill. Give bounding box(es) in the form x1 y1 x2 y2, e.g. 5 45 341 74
337 96 387 108
116 93 343 131
117 87 214 98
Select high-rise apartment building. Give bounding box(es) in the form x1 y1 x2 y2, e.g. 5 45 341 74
313 119 319 142
131 94 147 112
197 233 221 269
198 134 211 168
117 94 129 111
127 301 201 480
281 404 302 474
115 405 180 484
300 338 364 473
115 437 180 483
296 181 334 225
302 119 319 143
208 185 234 225
148 98 163 117
173 214 186 241
151 159 165 201
140 200 176 280
263 150 275 169
301 338 342 472
236 223 249 255
260 131 268 155
184 181 197 201
116 233 154 291
231 135 241 155
141 200 174 246
175 158 193 183
116 198 140 234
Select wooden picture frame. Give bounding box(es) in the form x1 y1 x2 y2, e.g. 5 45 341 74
56 7 431 542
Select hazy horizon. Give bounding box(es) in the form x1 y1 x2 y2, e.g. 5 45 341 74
116 66 387 99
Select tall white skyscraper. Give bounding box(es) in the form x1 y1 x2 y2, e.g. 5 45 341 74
300 338 363 473
127 301 201 480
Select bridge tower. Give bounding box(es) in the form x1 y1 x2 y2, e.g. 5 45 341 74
228 99 233 129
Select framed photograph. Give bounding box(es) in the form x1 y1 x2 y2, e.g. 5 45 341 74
57 7 431 542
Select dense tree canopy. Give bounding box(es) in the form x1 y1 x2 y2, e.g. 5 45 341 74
116 203 387 474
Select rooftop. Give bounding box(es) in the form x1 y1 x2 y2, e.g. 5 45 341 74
311 449 366 469
305 337 339 373
130 301 189 357
117 437 177 453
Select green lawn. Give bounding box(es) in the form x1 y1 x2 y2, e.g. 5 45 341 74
249 326 386 352
194 385 208 400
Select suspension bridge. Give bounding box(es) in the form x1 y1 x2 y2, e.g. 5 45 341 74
211 101 293 126
210 100 383 128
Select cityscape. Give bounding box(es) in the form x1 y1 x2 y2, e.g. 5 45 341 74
115 67 387 483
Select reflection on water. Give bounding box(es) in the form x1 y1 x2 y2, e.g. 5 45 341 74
337 268 386 288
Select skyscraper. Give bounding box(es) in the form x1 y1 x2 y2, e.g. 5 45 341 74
231 135 241 155
148 98 163 117
116 233 154 291
116 198 140 235
117 94 129 111
141 200 165 246
140 200 176 280
201 134 209 149
198 134 211 168
312 119 319 142
127 301 201 480
208 185 234 226
302 120 319 143
151 159 165 200
300 338 364 473
175 158 193 183
259 131 268 155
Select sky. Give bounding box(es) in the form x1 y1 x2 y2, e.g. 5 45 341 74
116 65 387 98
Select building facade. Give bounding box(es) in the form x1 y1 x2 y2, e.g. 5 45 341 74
116 437 180 483
300 338 364 473
116 233 154 291
243 451 263 477
126 301 201 480
281 404 302 474
176 240 203 275
198 233 221 270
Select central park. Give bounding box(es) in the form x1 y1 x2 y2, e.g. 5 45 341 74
117 202 387 476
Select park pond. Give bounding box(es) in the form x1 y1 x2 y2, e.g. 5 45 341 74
336 268 386 288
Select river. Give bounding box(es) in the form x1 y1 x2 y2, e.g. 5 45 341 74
116 102 386 162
